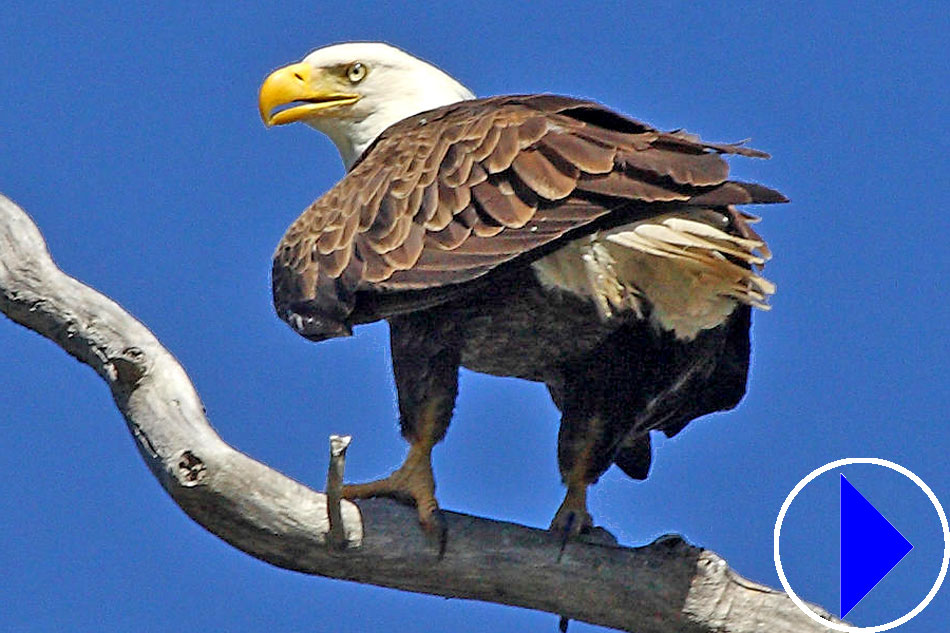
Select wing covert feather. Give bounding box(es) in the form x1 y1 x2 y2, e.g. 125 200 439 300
272 94 786 339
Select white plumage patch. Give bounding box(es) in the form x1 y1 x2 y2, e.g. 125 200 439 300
300 43 476 168
532 210 774 340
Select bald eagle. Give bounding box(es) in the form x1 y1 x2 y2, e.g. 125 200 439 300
259 42 785 538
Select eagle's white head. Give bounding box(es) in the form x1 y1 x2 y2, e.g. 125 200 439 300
259 42 475 169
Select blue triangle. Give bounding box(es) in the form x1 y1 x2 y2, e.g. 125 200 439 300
840 474 913 617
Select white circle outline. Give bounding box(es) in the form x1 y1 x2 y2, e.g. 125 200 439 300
774 458 949 632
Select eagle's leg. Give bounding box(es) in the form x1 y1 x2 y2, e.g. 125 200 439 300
550 413 607 536
342 312 459 541
549 328 653 538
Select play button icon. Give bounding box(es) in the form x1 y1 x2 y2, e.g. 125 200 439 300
775 458 949 631
840 474 914 617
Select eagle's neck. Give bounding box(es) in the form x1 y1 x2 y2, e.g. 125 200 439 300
316 122 375 171
313 78 476 170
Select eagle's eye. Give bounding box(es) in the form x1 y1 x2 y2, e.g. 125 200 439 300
346 62 367 84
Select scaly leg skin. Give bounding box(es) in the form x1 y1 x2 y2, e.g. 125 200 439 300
550 483 593 536
551 482 594 561
552 488 594 562
342 440 447 555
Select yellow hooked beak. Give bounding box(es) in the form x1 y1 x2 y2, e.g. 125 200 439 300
258 62 361 126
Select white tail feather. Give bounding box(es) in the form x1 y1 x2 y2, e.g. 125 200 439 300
533 210 775 340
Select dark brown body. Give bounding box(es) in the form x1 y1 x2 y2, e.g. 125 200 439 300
387 261 750 488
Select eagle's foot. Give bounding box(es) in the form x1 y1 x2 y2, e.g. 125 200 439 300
342 445 447 555
550 485 592 559
550 483 593 535
549 504 593 536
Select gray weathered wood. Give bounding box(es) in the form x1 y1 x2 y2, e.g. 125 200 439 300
0 192 845 632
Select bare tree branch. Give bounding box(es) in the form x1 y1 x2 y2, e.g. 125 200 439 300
0 193 844 633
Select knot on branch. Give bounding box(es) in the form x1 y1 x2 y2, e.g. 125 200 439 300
177 450 207 486
111 346 147 386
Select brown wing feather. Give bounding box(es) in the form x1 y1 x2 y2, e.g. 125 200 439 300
272 95 787 341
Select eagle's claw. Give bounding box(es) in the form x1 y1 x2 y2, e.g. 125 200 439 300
550 495 593 560
550 506 593 537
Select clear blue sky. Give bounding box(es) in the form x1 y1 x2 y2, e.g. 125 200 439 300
2 2 947 631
